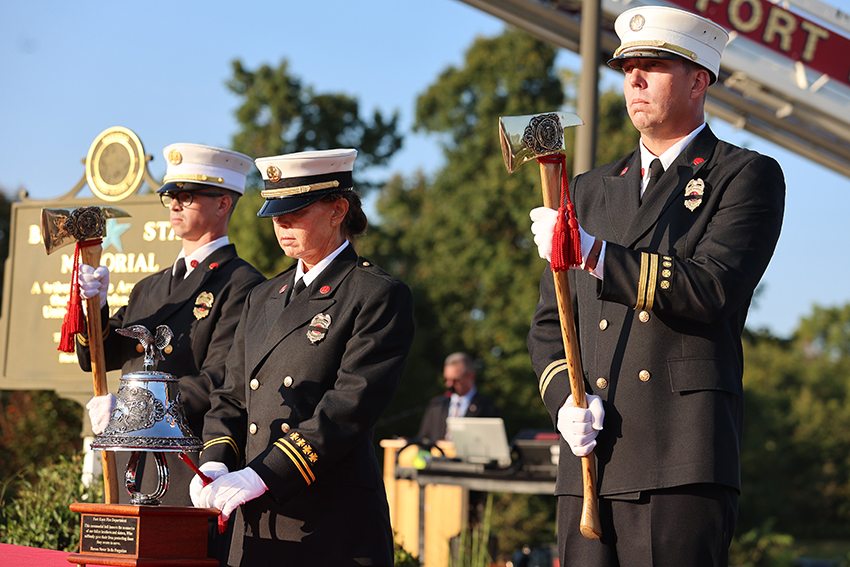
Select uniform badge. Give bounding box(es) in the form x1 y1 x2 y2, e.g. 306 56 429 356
193 292 214 320
267 165 281 183
307 313 331 344
168 149 182 165
630 14 645 31
684 178 705 212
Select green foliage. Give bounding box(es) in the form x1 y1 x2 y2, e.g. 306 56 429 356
452 492 495 567
394 539 421 567
224 59 404 277
0 390 82 480
0 454 103 551
729 519 797 567
488 493 557 558
740 304 850 539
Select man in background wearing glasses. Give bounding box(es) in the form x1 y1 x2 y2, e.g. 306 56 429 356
76 143 266 510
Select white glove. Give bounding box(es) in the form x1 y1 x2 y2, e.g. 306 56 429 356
86 394 117 435
530 207 557 261
529 207 594 265
78 264 110 308
198 467 268 522
189 461 229 507
557 394 605 457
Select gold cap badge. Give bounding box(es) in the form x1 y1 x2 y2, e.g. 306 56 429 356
267 165 281 183
168 149 183 165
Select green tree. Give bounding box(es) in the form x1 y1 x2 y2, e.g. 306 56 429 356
739 304 850 540
225 59 404 276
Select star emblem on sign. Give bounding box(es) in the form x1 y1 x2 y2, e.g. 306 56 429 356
102 218 131 253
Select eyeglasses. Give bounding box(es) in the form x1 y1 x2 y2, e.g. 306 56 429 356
160 191 224 208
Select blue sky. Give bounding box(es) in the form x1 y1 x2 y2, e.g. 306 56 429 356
2 0 849 338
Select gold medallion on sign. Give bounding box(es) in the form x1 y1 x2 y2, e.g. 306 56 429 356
193 292 214 320
168 149 183 165
267 165 282 183
85 126 146 201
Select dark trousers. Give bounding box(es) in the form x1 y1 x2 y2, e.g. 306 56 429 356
557 484 738 567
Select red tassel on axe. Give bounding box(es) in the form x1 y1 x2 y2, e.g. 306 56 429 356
58 239 103 353
537 154 581 271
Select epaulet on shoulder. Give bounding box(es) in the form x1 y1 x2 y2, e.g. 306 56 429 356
356 257 378 270
356 257 396 282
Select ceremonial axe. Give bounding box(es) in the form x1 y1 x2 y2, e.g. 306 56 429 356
499 112 601 539
41 205 131 504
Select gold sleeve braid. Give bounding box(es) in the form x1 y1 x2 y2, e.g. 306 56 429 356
202 437 241 463
75 325 109 346
273 431 318 486
539 359 570 400
635 253 674 311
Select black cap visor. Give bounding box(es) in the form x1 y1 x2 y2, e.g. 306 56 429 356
257 191 330 218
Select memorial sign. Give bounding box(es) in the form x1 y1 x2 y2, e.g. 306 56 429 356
0 127 181 407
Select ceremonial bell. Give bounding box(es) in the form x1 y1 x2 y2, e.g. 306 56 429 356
90 325 202 505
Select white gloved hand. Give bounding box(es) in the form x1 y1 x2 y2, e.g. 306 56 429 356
557 394 605 457
86 394 117 435
530 207 595 266
189 461 229 507
530 207 557 261
78 264 110 308
198 467 268 522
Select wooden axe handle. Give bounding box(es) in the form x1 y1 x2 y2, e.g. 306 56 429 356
80 244 120 504
538 161 601 540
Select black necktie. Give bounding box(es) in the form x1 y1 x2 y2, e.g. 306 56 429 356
643 158 664 202
288 278 306 304
170 258 186 293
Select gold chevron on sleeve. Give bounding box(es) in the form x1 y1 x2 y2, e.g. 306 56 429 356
540 359 570 400
275 438 316 485
202 437 240 462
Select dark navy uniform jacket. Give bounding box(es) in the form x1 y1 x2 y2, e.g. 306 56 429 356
201 244 415 566
528 126 785 499
77 243 265 505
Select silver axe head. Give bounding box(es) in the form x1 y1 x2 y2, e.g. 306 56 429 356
498 111 585 174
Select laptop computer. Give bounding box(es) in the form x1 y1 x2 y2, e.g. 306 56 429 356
445 417 512 468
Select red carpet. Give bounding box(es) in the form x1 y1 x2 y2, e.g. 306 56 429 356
0 543 72 566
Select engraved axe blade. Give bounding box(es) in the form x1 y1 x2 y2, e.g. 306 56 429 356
498 111 585 174
40 206 131 255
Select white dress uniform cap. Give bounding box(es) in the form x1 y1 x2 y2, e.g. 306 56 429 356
159 143 254 195
608 5 729 84
254 149 358 218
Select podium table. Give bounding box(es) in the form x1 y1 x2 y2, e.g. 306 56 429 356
381 439 557 567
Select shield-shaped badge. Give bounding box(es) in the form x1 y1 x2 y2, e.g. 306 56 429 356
307 313 332 344
684 178 705 212
193 292 214 320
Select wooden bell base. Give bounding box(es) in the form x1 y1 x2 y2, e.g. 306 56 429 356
66 503 220 566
